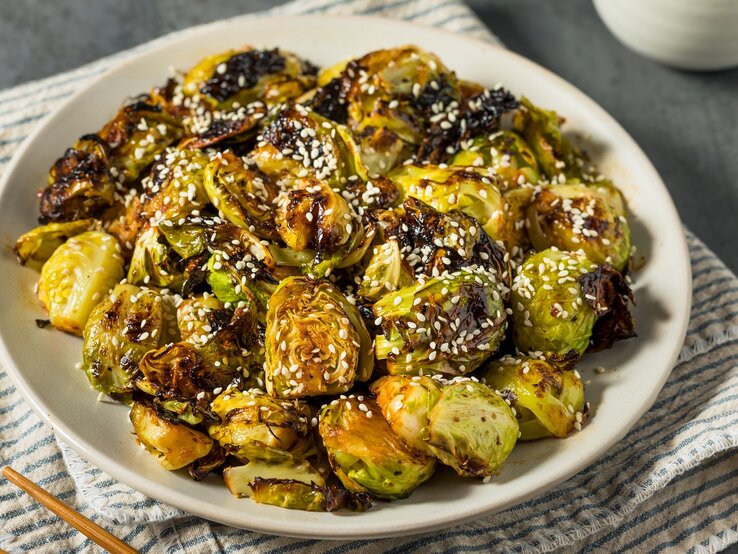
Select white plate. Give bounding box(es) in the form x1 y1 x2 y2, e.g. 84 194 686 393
0 15 691 539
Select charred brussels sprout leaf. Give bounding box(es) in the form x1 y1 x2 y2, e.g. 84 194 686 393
451 130 540 189
38 231 124 335
513 97 584 180
130 402 213 470
208 389 313 462
14 219 96 270
371 375 442 456
203 152 279 240
265 276 373 398
424 381 518 477
274 178 376 277
82 284 163 399
252 105 368 188
373 268 507 376
482 356 585 440
526 181 631 271
510 248 599 355
319 397 435 499
39 136 115 223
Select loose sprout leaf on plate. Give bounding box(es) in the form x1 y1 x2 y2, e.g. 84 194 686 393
15 43 638 513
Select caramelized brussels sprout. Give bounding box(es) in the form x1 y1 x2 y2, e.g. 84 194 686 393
373 268 507 376
252 105 368 188
130 402 213 470
451 130 540 189
14 219 96 270
510 248 598 355
513 97 584 180
224 460 371 512
127 225 195 292
158 213 209 260
389 163 508 243
208 389 313 462
137 341 243 413
371 375 441 456
37 231 124 335
274 178 376 277
526 181 631 271
98 98 183 183
424 380 518 477
319 396 435 499
203 152 279 240
82 284 163 399
205 223 282 310
182 48 317 109
356 239 414 302
39 136 115 223
265 276 373 398
482 355 585 440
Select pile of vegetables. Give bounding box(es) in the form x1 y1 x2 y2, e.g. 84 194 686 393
14 45 635 512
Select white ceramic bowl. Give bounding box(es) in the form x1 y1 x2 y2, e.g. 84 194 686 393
594 0 738 71
0 15 691 539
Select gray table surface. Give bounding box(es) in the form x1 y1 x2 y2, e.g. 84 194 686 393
1 0 736 550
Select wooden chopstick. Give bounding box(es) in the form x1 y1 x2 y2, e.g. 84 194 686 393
2 467 138 554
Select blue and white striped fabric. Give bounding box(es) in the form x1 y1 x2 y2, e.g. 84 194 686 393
1 1 737 552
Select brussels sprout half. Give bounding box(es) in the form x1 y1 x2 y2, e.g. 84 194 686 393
37 230 124 336
265 276 373 398
82 283 163 399
482 355 586 440
526 181 631 271
510 248 598 355
208 389 313 463
424 380 519 478
371 375 442 456
130 402 213 470
357 239 415 302
319 396 435 499
373 267 507 377
14 219 96 271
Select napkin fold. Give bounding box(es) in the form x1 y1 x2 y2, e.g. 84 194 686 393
1 0 737 552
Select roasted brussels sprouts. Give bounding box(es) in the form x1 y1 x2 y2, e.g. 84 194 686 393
14 219 96 270
319 396 435 499
39 136 115 223
451 130 540 189
264 276 373 398
371 375 441 456
127 225 197 293
97 98 183 183
203 151 279 240
380 198 511 284
137 341 243 417
274 178 376 277
526 181 631 271
513 97 584 180
130 402 213 470
482 356 585 440
208 389 313 462
510 248 598 355
424 380 518 477
356 239 414 302
389 163 509 244
252 105 368 188
37 230 124 335
373 268 507 376
82 284 163 399
182 48 317 109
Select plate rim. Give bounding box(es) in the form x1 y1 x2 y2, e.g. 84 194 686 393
0 13 692 540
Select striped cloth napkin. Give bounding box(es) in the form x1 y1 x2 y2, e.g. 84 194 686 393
1 0 737 552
